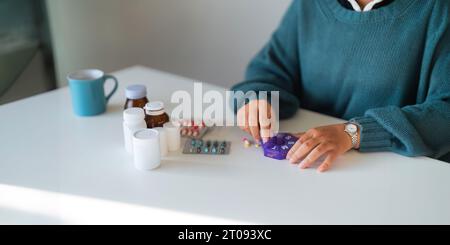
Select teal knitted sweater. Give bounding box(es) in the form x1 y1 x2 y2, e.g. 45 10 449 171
231 0 450 161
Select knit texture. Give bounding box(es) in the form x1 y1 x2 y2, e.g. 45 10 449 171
231 0 450 161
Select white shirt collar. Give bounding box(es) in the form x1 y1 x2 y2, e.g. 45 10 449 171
347 0 385 12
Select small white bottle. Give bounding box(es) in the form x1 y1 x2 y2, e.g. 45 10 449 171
163 122 181 152
133 129 161 171
123 108 147 154
154 127 169 157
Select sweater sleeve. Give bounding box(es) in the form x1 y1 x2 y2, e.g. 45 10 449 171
352 19 450 159
231 0 301 119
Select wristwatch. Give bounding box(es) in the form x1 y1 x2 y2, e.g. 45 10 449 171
344 122 360 149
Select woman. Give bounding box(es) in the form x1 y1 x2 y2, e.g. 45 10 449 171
232 0 450 172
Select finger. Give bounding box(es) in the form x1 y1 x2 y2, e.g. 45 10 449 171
299 143 333 169
293 132 306 138
260 127 271 142
260 122 272 142
242 127 251 136
237 105 252 135
286 133 312 161
289 138 320 164
248 101 261 142
259 101 271 141
318 154 337 173
286 140 302 161
269 107 278 139
258 100 272 129
249 126 260 142
299 132 313 143
242 124 251 136
238 122 251 135
237 106 247 129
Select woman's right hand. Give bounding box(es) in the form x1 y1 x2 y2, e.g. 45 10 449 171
237 99 273 143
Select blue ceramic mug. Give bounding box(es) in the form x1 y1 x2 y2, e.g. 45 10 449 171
67 69 119 116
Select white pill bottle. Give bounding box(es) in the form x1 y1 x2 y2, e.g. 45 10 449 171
163 122 181 152
133 129 161 171
123 108 147 154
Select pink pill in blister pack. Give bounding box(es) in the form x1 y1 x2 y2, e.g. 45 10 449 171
179 120 209 139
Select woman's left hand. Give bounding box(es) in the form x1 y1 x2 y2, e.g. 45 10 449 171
286 124 357 173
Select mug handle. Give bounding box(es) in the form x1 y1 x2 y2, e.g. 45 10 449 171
104 75 119 104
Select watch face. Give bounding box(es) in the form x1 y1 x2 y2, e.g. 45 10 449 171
346 124 357 134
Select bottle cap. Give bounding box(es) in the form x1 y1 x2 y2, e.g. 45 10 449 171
125 85 147 100
123 108 145 123
145 101 165 112
133 128 159 142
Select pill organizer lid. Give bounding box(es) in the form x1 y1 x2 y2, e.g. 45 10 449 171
145 101 165 111
123 108 145 122
125 85 147 100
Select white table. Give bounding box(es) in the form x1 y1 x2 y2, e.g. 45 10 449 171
0 66 449 225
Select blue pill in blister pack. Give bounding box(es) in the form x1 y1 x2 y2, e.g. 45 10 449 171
183 139 231 155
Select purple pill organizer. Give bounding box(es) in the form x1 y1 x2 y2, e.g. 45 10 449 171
262 133 298 160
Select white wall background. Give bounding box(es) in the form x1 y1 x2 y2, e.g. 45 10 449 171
45 0 291 87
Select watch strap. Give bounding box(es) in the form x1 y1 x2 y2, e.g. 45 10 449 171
345 122 360 149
